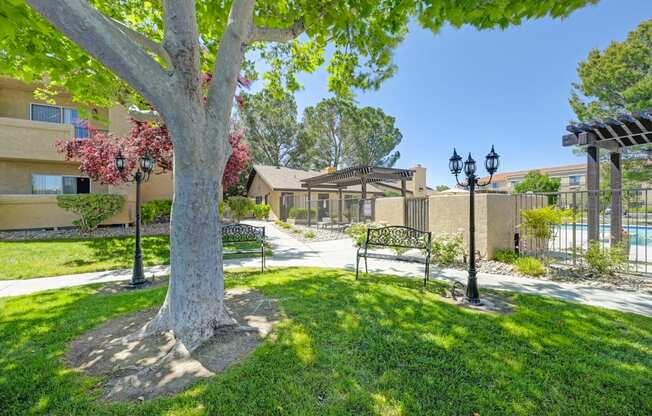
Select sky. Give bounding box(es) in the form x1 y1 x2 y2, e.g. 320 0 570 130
268 0 651 187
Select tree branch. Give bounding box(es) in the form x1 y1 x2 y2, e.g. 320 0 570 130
108 17 171 65
26 0 173 110
206 0 255 138
162 0 201 97
248 18 305 43
128 105 163 123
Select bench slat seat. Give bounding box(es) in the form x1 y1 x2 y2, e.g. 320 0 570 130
222 223 266 272
356 225 432 285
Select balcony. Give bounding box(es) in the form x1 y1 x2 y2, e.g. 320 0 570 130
0 117 74 162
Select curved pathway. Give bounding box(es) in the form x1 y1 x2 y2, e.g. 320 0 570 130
1 221 651 318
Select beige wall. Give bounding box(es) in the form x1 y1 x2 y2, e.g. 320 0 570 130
0 194 135 231
374 193 519 259
410 165 427 197
375 197 404 226
0 159 108 195
141 171 174 203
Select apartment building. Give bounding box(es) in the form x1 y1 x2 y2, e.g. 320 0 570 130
481 163 587 193
0 77 173 230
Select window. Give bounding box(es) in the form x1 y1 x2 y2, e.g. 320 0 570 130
30 104 90 138
255 196 263 204
32 175 90 195
510 180 519 187
569 175 581 186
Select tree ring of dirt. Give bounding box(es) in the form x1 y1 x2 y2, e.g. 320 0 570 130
66 288 281 402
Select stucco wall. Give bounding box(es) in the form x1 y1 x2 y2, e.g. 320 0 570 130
374 193 518 259
375 197 405 226
0 194 135 231
141 171 174 202
0 159 108 195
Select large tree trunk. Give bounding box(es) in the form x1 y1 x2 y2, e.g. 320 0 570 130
144 127 233 351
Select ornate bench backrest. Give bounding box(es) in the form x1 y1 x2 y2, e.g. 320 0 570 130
366 226 431 251
222 223 265 243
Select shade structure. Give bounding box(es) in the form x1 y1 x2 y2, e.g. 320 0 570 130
300 166 415 226
562 109 652 244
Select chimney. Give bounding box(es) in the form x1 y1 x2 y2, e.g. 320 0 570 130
410 164 427 197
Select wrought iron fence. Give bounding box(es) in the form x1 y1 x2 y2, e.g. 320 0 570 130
515 188 651 276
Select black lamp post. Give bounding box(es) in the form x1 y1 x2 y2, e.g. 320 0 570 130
449 145 500 305
115 151 155 287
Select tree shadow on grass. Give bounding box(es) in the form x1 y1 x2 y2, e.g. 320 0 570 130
62 235 171 268
0 268 651 415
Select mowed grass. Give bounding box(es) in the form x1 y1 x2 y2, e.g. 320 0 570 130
0 236 269 280
0 267 650 415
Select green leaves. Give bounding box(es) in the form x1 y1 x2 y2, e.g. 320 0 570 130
0 0 596 107
56 194 125 233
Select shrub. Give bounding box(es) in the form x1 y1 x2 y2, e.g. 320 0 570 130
391 246 410 256
288 207 317 220
494 248 519 264
275 220 292 229
218 200 226 217
345 223 382 247
141 199 172 224
56 194 125 233
226 196 254 222
514 256 546 276
430 233 465 266
584 242 627 276
252 204 271 220
303 231 316 239
519 206 572 240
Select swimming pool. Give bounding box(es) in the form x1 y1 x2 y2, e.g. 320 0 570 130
556 224 652 247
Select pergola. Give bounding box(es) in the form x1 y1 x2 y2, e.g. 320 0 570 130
562 109 652 243
300 166 414 226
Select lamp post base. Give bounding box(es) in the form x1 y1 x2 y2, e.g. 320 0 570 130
124 278 151 289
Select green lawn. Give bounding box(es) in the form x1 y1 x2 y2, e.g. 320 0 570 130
0 236 269 280
0 268 650 415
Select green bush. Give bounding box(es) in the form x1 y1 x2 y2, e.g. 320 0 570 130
391 246 410 256
252 204 271 220
288 207 317 219
226 196 254 222
584 242 627 276
275 220 292 229
345 223 382 247
430 233 464 266
303 231 316 239
514 256 546 276
218 200 226 217
56 194 125 233
141 199 172 224
494 249 519 264
520 206 572 240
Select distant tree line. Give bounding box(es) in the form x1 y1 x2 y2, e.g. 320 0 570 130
237 90 402 170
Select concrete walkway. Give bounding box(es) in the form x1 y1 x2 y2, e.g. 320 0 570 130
1 221 651 318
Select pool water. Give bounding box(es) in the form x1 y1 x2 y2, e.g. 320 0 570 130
558 224 652 247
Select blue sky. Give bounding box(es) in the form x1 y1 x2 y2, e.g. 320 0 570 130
281 0 650 187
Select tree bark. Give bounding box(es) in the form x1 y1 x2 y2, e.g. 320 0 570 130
144 127 232 351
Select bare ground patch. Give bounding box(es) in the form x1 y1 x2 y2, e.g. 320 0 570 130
66 288 281 402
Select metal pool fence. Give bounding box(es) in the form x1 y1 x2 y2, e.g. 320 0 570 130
515 188 651 276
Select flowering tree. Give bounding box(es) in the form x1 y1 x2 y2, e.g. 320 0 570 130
57 119 250 191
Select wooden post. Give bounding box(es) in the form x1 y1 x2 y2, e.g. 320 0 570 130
587 144 600 243
307 186 312 227
610 151 622 244
401 179 407 196
359 175 367 222
338 187 343 224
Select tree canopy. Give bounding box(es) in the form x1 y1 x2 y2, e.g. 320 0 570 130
571 17 652 120
238 89 306 168
513 171 561 194
345 106 402 167
570 17 651 187
1 0 597 112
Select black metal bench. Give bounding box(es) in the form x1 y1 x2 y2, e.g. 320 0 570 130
356 225 432 286
222 223 266 272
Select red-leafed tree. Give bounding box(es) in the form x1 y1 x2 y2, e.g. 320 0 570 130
57 119 250 191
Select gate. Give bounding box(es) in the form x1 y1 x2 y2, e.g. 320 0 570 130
405 197 429 231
